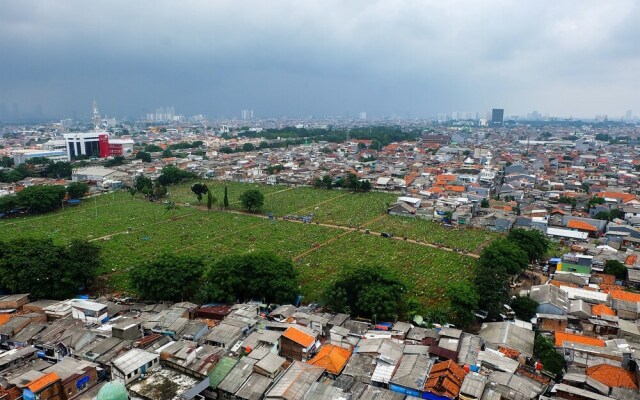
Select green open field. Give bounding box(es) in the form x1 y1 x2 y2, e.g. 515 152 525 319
0 183 490 308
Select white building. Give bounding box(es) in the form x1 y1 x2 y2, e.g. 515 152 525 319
12 150 68 165
71 300 108 324
111 348 160 385
63 131 108 160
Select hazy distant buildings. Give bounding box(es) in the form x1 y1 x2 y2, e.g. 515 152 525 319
491 108 504 126
241 109 254 120
359 112 367 120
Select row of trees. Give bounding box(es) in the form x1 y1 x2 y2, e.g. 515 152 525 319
0 160 73 183
0 238 100 299
312 173 372 192
0 182 89 214
129 251 299 304
476 229 549 319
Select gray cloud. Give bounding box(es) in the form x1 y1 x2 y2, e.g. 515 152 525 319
0 0 638 120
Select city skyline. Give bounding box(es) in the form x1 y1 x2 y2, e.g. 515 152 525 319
1 1 639 120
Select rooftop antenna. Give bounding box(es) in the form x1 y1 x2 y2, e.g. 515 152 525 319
92 100 101 131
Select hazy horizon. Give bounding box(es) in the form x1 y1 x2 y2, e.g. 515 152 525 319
1 1 639 121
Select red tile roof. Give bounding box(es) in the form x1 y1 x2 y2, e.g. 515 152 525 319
307 344 352 375
26 372 60 393
586 364 638 389
282 327 315 348
424 360 467 400
567 219 598 232
555 331 605 347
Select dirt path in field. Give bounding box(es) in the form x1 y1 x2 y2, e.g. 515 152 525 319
88 211 198 242
292 230 356 261
152 203 480 259
471 237 494 255
292 192 350 215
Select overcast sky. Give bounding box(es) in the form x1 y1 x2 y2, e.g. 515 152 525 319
1 0 639 120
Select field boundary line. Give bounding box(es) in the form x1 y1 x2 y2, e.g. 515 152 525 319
293 230 355 261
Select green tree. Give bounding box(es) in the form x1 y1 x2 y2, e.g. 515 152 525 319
557 196 576 209
207 190 215 211
135 175 153 192
0 238 100 299
481 198 490 208
67 182 89 199
0 195 19 213
322 174 333 189
610 208 625 220
534 334 565 376
145 144 163 152
45 161 72 179
358 180 372 192
481 238 529 275
322 265 407 320
604 259 627 280
129 253 205 302
104 156 125 167
135 151 152 163
446 281 479 328
242 143 255 152
312 177 323 188
201 252 298 304
507 229 549 262
510 296 539 321
157 165 196 186
17 185 66 213
587 196 605 208
0 156 13 168
239 189 264 212
223 185 229 208
191 183 209 202
594 211 610 220
475 238 527 319
162 149 173 158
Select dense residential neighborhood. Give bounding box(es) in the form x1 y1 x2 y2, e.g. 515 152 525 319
1 117 640 399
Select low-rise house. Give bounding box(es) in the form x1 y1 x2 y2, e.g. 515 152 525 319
71 300 108 324
43 357 99 398
530 285 569 315
423 359 468 400
111 348 160 385
307 344 352 377
205 320 245 349
388 354 432 397
479 322 535 358
264 361 325 400
217 356 257 398
459 372 487 400
279 326 317 361
0 294 30 310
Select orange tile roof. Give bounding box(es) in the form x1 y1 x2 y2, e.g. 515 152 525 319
444 185 465 193
0 314 13 327
567 219 598 232
307 344 352 375
554 331 605 347
282 327 315 348
591 304 616 317
424 360 467 399
26 372 60 393
586 364 638 389
596 192 637 203
549 281 578 289
624 255 637 266
436 174 456 182
610 290 640 303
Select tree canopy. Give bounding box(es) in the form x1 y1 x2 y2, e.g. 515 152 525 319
129 253 205 302
604 259 627 280
534 334 565 376
201 252 298 304
323 265 406 320
239 189 264 212
157 165 196 186
507 229 549 262
446 281 479 329
191 183 209 202
510 296 539 321
0 238 100 299
17 185 66 213
67 182 89 199
479 238 529 275
135 151 152 163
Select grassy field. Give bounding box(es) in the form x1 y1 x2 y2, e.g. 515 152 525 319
0 183 487 308
364 215 500 252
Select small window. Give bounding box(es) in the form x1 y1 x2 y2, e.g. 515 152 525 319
147 361 153 368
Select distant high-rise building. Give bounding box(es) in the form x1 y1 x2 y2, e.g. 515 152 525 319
359 111 367 120
241 109 248 120
491 109 504 126
626 110 632 120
